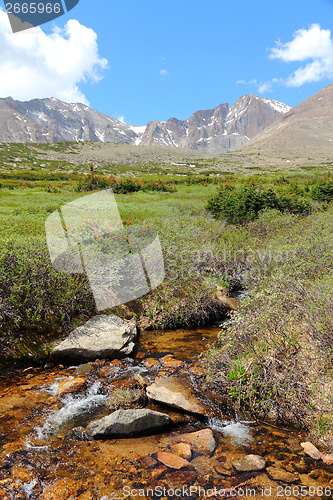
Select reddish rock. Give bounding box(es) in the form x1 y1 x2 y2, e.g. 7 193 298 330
176 428 216 454
161 355 183 369
57 377 86 396
140 456 158 468
151 465 167 480
156 452 191 469
170 442 192 460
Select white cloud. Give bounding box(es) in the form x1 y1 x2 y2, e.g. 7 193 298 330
258 81 273 93
0 8 108 103
159 69 169 79
117 115 126 124
269 24 333 86
236 79 246 85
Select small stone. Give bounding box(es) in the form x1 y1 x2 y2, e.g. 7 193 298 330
156 452 191 469
300 442 323 460
161 355 183 369
266 466 298 483
233 454 266 472
75 362 94 376
214 464 232 477
140 456 158 468
170 443 192 460
57 377 86 396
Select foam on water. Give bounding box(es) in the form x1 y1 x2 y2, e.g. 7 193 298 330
208 417 254 444
35 381 107 440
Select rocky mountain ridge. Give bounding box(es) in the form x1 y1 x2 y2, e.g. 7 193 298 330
0 94 291 154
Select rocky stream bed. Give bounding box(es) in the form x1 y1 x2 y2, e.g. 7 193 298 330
0 321 332 500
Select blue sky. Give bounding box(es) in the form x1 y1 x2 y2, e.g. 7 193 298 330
0 0 332 125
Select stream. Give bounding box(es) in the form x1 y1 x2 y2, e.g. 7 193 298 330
0 325 332 499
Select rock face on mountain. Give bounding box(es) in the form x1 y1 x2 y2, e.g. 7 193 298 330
0 94 290 153
140 96 290 153
0 97 138 145
239 83 333 160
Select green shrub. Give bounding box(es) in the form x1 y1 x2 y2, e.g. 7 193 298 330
207 185 311 224
311 179 333 202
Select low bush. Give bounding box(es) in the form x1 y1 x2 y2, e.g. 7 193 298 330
207 184 311 224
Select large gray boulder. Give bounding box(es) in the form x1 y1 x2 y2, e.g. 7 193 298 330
50 314 137 363
87 409 171 438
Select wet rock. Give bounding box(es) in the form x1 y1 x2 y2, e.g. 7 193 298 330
140 456 158 468
233 454 266 472
87 408 171 438
266 466 298 483
322 454 333 465
75 362 94 376
57 377 86 396
214 464 233 476
146 376 209 415
160 355 183 369
156 452 191 469
169 442 192 460
50 314 137 363
144 358 160 368
151 465 167 480
40 478 79 499
176 428 216 455
300 442 323 460
134 373 149 388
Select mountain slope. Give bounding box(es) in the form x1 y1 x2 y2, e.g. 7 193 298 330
239 83 333 160
0 94 290 154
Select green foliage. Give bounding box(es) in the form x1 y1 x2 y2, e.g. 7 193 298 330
76 175 175 194
106 388 143 410
310 179 333 202
207 184 311 224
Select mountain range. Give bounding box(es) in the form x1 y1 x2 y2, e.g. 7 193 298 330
0 94 290 154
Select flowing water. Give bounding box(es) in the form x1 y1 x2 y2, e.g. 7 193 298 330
0 325 332 500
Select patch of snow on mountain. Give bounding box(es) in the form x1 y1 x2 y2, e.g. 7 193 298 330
261 98 291 114
95 131 105 142
129 125 147 134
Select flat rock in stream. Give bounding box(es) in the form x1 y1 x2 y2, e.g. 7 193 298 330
87 409 171 438
146 376 209 415
50 315 137 363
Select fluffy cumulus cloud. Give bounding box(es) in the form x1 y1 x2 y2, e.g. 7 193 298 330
0 8 108 103
270 24 333 87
